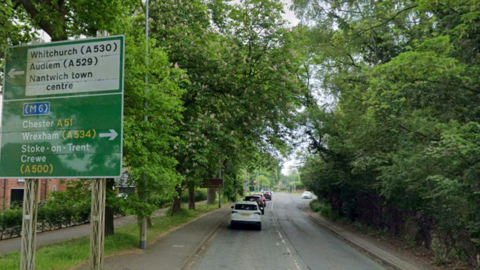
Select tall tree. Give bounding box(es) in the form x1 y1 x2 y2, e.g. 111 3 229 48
10 0 138 41
147 0 306 212
294 0 480 266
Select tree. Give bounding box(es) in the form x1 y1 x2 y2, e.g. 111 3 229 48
293 0 480 266
121 13 185 221
147 0 306 212
10 0 138 41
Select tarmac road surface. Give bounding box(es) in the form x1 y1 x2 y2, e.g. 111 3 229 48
188 192 386 270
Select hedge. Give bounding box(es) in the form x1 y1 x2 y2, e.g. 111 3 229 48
0 189 208 239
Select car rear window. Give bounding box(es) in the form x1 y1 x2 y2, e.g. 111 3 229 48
235 204 258 210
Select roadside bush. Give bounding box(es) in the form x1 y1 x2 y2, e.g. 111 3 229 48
39 202 66 230
180 189 207 203
194 189 207 202
73 201 91 224
0 184 93 239
310 199 340 221
149 194 171 208
0 208 22 238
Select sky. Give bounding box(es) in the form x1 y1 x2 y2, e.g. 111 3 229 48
281 0 299 27
279 0 302 175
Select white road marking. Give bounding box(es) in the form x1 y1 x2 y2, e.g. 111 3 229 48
271 196 302 270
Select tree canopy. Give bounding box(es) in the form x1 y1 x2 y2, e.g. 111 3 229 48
294 0 480 266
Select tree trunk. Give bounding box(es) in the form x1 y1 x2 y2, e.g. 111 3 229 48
207 188 216 204
104 178 115 236
171 186 183 215
147 217 153 228
188 185 195 210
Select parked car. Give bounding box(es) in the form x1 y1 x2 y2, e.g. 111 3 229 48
244 195 265 214
261 189 272 200
230 201 262 230
253 193 267 206
301 191 313 199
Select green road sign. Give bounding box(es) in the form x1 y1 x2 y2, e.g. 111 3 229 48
0 36 124 178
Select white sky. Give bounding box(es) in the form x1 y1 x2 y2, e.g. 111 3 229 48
279 0 302 175
281 0 299 27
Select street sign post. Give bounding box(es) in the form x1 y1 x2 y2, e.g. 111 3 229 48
0 36 125 178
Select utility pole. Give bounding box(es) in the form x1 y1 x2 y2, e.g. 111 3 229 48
218 157 222 208
139 0 149 250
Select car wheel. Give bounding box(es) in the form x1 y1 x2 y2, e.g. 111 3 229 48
230 221 236 229
256 223 262 231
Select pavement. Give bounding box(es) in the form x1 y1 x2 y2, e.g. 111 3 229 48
75 205 231 270
303 208 431 270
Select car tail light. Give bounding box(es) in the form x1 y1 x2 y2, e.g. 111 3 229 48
254 212 261 215
258 201 261 205
231 211 238 214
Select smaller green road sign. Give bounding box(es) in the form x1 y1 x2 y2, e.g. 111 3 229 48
0 36 124 178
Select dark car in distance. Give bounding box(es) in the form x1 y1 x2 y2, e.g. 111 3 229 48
261 189 272 200
252 193 266 206
244 195 265 215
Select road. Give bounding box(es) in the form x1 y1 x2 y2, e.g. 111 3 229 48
188 192 386 270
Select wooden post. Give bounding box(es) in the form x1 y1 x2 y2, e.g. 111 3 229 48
20 179 39 270
89 179 106 270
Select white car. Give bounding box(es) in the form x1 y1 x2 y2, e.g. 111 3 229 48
230 201 262 230
302 191 313 199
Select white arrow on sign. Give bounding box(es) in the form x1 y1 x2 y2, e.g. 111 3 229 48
99 129 118 140
8 68 25 79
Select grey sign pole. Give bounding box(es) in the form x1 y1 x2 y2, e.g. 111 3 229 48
139 0 149 250
20 179 39 270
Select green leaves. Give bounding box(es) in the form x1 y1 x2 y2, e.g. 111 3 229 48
142 0 305 195
121 22 186 217
295 0 480 264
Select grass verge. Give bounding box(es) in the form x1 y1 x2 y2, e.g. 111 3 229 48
0 204 219 270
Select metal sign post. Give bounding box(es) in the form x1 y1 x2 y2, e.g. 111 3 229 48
20 179 38 270
89 178 106 270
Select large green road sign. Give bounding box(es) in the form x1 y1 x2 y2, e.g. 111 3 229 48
0 36 124 178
